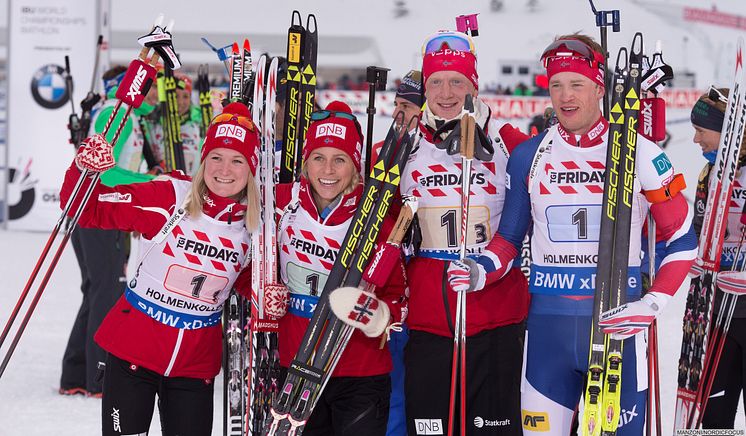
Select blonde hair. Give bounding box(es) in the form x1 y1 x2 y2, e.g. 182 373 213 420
187 163 260 231
698 88 746 160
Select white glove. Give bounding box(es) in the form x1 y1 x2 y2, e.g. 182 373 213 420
599 292 671 340
264 283 288 318
329 287 391 338
446 258 486 293
75 134 116 173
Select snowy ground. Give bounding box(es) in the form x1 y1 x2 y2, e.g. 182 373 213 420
0 120 745 435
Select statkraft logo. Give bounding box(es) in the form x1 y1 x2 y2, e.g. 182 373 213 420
474 416 511 428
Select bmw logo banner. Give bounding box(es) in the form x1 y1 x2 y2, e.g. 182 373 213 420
6 1 102 230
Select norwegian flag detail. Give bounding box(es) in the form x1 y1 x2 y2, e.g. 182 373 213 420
162 242 175 257
300 229 317 242
219 237 234 249
211 260 227 272
193 230 210 242
347 293 379 325
184 253 202 266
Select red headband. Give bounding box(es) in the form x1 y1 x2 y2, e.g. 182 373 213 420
546 56 605 88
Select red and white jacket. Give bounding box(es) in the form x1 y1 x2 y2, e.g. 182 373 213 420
276 178 407 377
60 162 253 379
398 100 531 338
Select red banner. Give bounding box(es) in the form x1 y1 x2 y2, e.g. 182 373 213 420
317 88 704 120
683 7 746 31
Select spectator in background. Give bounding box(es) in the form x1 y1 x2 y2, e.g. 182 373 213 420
59 65 157 398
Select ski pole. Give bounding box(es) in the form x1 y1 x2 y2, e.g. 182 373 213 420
0 16 176 379
645 214 662 436
694 225 746 427
317 196 417 406
587 0 620 119
363 66 389 172
447 94 475 436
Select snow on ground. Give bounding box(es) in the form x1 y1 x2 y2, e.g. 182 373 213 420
0 112 745 435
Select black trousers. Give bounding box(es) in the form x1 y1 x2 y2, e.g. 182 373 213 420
101 354 215 436
405 323 525 435
60 227 126 393
279 367 391 436
702 318 746 429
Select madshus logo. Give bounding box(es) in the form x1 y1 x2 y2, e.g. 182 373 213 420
31 64 70 109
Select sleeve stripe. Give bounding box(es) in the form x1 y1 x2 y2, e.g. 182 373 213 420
666 198 694 247
660 248 698 268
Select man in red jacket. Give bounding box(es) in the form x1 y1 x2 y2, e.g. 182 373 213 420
398 30 529 435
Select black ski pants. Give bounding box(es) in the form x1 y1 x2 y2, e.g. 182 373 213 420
278 367 391 436
405 323 525 436
701 317 746 429
101 354 215 436
60 227 127 393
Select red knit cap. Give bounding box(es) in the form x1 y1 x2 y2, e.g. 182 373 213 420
422 49 479 90
201 102 261 175
303 101 363 172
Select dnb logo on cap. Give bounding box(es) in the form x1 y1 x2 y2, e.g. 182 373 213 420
31 64 69 109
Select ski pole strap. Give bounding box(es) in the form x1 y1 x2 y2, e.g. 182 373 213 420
642 173 686 204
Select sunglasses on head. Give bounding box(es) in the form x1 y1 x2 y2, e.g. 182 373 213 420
422 31 476 56
311 110 363 139
211 112 256 132
708 86 729 104
541 39 603 69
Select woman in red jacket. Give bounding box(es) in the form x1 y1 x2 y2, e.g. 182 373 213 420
61 102 260 436
271 101 406 435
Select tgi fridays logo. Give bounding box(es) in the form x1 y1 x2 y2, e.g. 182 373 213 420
548 169 604 184
290 237 337 262
419 172 486 187
176 237 240 263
